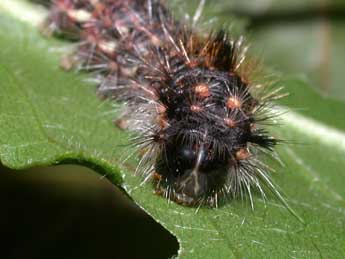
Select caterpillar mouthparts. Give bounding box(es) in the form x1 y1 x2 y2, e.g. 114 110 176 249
45 0 285 208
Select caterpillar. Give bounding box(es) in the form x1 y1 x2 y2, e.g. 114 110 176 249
44 0 286 208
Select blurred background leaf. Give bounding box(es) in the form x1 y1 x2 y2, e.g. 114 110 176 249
218 0 345 100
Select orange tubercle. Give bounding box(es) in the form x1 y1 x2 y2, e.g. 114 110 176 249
235 148 250 160
226 96 241 109
194 83 210 98
224 118 236 128
190 105 203 113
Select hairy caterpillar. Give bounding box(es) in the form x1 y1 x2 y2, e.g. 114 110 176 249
44 0 286 208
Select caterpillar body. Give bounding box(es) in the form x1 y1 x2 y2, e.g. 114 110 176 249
45 0 285 208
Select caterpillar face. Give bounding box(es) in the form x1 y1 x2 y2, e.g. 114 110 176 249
46 0 283 208
156 142 228 204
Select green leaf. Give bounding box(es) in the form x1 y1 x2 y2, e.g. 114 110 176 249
218 0 345 100
1 2 345 258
